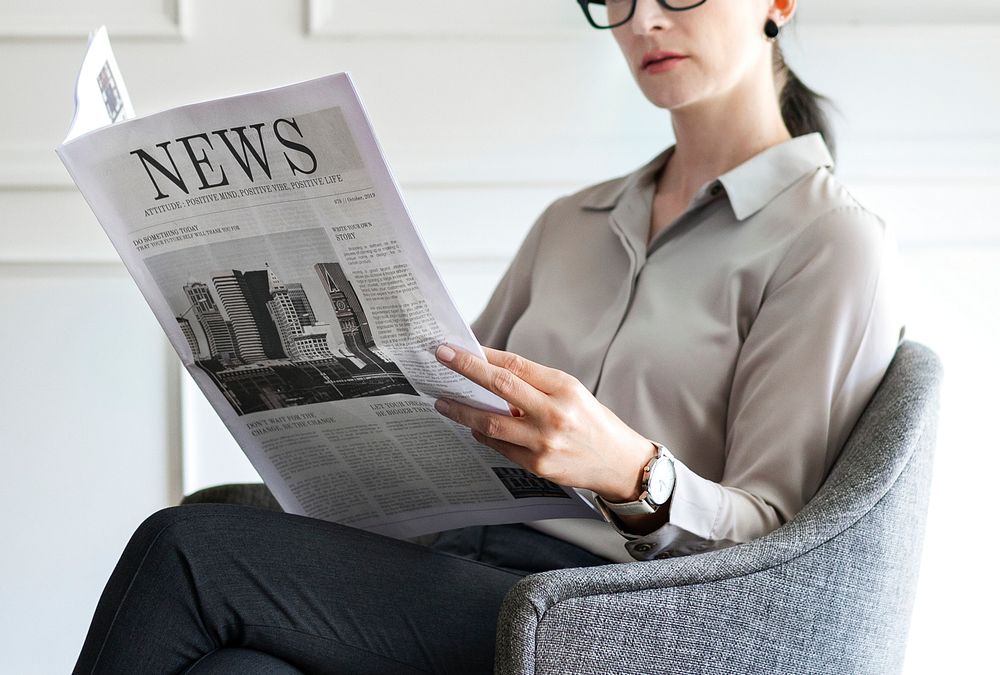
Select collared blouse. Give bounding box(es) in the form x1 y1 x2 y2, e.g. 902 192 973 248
470 132 906 562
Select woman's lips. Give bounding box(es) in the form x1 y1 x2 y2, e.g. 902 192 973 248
643 56 688 73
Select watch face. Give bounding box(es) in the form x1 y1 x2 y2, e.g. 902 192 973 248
647 459 675 504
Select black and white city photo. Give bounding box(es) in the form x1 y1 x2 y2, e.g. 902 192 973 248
145 228 418 415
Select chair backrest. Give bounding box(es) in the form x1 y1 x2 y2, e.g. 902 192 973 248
770 338 942 559
769 338 943 671
670 338 944 578
675 338 945 671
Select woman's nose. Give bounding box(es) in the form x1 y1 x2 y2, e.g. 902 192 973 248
630 0 676 34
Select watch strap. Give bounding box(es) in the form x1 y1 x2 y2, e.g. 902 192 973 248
595 441 674 518
596 494 658 516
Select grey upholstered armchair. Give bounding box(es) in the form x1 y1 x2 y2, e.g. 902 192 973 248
181 339 942 674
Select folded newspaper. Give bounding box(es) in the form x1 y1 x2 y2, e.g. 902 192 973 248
57 27 600 538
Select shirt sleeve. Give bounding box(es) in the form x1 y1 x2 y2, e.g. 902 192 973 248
621 205 907 560
469 199 556 349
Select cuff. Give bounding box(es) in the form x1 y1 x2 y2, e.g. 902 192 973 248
620 460 736 561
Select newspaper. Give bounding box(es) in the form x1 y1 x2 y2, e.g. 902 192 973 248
57 28 601 538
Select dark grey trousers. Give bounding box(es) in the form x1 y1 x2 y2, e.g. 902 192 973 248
72 503 614 674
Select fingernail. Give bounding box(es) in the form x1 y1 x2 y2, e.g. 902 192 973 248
435 398 450 413
436 344 456 362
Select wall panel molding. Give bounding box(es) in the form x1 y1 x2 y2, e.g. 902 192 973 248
305 0 584 38
5 138 1000 251
7 137 1000 189
302 1 1000 38
0 0 190 40
0 147 70 190
795 0 1000 25
0 260 124 275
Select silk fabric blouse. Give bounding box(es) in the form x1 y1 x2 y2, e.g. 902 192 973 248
470 132 906 562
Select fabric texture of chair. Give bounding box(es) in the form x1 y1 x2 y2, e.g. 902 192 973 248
181 339 942 675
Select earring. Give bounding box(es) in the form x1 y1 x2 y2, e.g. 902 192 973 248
764 18 780 41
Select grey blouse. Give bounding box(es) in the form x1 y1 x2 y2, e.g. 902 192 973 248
469 132 906 563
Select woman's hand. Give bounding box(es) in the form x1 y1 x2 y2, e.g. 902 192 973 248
432 343 656 503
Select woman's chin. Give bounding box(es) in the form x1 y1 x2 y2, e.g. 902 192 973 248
640 89 693 112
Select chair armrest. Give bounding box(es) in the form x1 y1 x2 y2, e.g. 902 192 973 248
179 482 283 511
495 502 916 675
495 534 799 675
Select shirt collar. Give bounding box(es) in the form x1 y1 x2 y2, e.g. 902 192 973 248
579 132 835 221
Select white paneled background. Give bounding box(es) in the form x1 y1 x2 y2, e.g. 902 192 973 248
0 1 995 672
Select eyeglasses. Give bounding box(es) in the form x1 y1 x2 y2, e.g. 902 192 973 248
577 0 709 30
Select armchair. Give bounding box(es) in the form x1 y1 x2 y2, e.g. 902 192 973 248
181 339 942 674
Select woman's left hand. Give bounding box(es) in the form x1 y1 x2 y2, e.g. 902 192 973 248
432 343 656 502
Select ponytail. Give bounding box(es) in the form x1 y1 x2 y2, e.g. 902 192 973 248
772 39 839 165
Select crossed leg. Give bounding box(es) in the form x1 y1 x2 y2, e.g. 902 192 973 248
72 503 540 675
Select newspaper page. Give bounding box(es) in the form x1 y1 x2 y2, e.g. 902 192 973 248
57 33 602 539
63 26 135 140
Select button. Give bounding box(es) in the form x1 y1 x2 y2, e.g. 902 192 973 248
710 184 723 196
633 543 653 553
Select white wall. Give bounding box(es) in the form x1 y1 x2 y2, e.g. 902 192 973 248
0 1 995 672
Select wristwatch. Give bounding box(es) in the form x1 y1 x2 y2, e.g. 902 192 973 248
594 441 676 518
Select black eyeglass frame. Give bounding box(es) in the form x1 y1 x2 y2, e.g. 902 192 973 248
576 0 710 30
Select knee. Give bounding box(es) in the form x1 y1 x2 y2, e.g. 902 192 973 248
129 503 239 555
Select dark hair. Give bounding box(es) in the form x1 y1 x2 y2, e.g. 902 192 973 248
771 30 839 164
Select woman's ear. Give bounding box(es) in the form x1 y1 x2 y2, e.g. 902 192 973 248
771 0 797 22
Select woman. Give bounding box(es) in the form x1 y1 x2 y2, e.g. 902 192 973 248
73 0 904 673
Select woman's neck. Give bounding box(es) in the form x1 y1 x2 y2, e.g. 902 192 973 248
656 70 792 201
